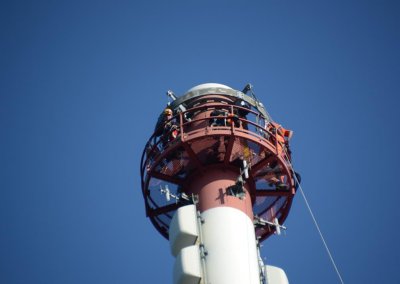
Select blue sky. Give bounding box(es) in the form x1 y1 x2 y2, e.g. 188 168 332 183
1 1 399 283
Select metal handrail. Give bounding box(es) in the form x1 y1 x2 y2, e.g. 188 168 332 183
142 103 291 179
140 102 296 242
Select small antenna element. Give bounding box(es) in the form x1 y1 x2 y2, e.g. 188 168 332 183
166 90 177 101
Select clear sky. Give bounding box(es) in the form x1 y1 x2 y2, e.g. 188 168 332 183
1 1 399 283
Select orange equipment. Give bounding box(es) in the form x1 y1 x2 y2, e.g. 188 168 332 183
267 122 293 155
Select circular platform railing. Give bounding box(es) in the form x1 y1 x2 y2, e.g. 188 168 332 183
140 102 296 241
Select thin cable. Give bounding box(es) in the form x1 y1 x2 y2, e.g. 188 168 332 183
284 151 344 284
297 182 344 284
257 104 343 282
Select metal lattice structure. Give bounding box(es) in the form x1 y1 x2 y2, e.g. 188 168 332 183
140 84 296 242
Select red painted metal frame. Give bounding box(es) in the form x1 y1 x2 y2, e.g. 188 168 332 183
140 101 296 241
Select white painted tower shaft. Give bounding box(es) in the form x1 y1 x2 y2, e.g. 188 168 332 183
169 204 261 284
200 206 260 284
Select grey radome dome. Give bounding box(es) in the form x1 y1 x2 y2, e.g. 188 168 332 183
186 83 233 93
